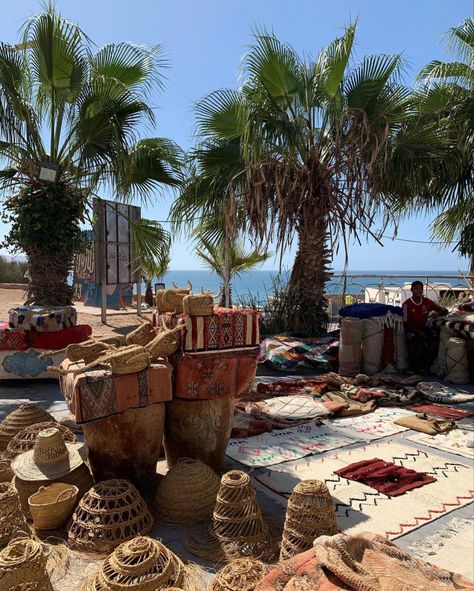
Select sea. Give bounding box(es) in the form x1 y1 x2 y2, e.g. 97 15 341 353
143 270 467 305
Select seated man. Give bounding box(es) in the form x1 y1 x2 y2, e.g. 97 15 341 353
402 281 448 372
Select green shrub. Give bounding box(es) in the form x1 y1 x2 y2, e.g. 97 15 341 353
0 255 28 284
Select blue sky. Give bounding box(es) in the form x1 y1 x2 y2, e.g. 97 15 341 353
0 0 471 271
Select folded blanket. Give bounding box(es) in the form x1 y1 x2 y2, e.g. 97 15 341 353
28 325 92 349
0 323 28 351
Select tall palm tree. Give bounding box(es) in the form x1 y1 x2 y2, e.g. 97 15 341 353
0 5 182 305
172 24 422 333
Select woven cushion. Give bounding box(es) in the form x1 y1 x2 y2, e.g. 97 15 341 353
28 325 92 349
0 323 28 351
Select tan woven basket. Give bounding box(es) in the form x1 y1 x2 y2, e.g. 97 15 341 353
209 558 270 591
145 325 183 359
0 537 52 591
4 421 78 461
161 283 192 314
154 457 220 523
182 293 214 316
83 536 185 591
28 483 79 530
0 459 13 483
156 290 177 313
0 404 55 451
39 339 116 365
125 323 156 347
68 479 153 554
0 482 29 547
279 479 338 561
14 462 94 517
212 471 269 560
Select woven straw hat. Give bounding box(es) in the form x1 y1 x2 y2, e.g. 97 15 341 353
0 404 55 451
11 428 87 481
4 421 78 461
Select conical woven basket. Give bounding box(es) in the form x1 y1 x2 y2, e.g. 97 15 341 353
0 458 13 483
0 482 29 547
126 323 156 347
68 480 153 554
212 471 269 559
0 537 52 591
279 479 338 561
209 558 270 591
4 421 78 461
0 404 56 451
154 457 220 523
82 536 185 591
14 462 94 516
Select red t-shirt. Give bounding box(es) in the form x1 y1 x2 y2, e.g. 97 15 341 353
402 297 442 332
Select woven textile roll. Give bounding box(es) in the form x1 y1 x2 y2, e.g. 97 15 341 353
209 558 270 591
0 537 52 591
213 471 268 560
279 480 337 561
339 318 362 376
433 325 455 377
446 338 470 384
0 483 29 547
361 318 383 375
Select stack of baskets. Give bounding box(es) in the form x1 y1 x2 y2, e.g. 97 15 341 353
0 404 55 451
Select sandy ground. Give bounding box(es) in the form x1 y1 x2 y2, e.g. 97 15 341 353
0 287 151 339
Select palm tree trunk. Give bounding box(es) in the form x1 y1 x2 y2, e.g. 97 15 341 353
144 280 154 306
26 247 74 306
288 207 332 335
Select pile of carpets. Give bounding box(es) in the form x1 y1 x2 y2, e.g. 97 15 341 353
258 335 339 372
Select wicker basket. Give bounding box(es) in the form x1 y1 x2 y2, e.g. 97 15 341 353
0 482 29 547
154 457 220 523
280 479 338 560
0 537 52 591
83 536 185 591
209 558 270 591
68 479 153 554
145 325 183 359
28 483 79 530
0 404 55 451
4 421 78 461
39 340 115 365
156 290 177 313
126 323 156 347
161 287 192 314
0 459 13 483
212 471 269 560
182 293 214 316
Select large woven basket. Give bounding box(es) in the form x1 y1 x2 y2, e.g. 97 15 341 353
0 537 52 591
0 482 29 547
4 421 78 461
154 457 220 523
212 471 269 560
83 536 185 591
182 293 214 316
14 461 94 516
28 483 78 530
0 404 55 451
280 479 337 560
126 323 156 347
68 479 153 554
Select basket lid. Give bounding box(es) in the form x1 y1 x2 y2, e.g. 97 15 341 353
11 428 88 481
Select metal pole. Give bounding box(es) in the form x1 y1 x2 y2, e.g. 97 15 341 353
100 200 107 324
136 273 142 315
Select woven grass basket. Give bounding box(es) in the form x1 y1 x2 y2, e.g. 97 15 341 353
0 482 29 547
4 421 78 461
0 404 55 451
126 323 156 347
209 558 270 591
154 457 220 523
145 325 183 359
279 479 338 561
28 483 79 531
212 471 269 560
0 537 53 591
39 339 115 365
82 536 185 591
0 458 13 483
68 479 153 554
14 462 94 517
182 293 214 316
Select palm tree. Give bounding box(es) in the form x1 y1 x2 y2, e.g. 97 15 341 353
0 5 182 305
195 235 269 307
172 24 421 333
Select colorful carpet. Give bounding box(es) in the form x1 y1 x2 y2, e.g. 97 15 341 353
226 422 360 467
253 440 474 539
405 429 474 460
406 402 472 421
327 407 415 440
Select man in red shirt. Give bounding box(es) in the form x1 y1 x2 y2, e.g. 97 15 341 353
402 281 448 371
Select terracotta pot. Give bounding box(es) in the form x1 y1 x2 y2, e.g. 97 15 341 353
82 403 165 488
164 398 233 470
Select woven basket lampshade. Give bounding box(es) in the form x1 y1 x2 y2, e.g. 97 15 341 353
4 421 78 461
209 558 270 591
83 536 185 591
279 479 338 561
154 457 220 523
68 479 153 554
0 482 29 547
0 404 55 451
0 458 13 483
0 537 53 591
212 471 268 559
